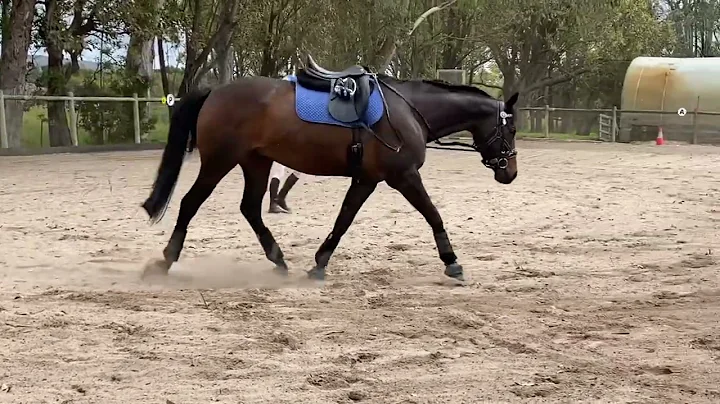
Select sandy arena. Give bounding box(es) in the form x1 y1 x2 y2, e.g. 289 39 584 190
1 140 719 403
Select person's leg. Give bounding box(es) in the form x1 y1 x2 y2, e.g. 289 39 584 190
276 170 300 212
268 162 288 213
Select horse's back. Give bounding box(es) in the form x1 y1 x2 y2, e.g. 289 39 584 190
207 76 289 107
195 76 294 157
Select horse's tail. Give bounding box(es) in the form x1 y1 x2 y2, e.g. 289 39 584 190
141 88 212 223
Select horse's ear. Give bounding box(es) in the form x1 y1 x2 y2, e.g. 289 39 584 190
505 92 519 109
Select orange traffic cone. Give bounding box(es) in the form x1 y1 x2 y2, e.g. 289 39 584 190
656 126 665 145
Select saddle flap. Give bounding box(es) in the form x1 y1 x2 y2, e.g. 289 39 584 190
327 76 373 123
286 74 385 129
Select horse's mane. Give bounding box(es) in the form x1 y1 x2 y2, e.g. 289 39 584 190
377 74 492 98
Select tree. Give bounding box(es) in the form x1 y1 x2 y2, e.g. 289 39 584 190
664 0 720 56
0 0 37 148
36 0 102 146
176 0 241 96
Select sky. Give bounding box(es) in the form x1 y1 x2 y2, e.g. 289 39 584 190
0 11 186 69
29 33 185 70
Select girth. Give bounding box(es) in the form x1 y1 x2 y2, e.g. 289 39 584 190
295 55 384 180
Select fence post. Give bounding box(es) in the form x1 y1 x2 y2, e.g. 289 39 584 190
611 106 617 142
132 93 141 144
0 90 7 148
543 104 550 138
68 91 79 146
692 96 700 144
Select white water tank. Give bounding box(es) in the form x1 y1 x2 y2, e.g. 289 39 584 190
619 56 720 143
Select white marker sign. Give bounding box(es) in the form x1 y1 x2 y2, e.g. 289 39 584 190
677 107 687 117
165 94 175 106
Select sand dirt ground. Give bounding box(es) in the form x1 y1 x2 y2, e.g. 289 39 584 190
1 140 719 404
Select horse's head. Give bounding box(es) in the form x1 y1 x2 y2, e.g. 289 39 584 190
472 92 519 185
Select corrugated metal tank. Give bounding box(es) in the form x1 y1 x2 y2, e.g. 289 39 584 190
619 56 720 143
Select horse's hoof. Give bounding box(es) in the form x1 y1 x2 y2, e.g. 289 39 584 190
141 258 171 279
273 265 289 277
444 263 465 281
307 266 326 281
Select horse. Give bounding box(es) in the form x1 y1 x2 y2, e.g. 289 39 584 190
141 56 519 282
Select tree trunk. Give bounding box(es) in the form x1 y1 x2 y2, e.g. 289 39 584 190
157 37 172 118
126 14 158 139
46 46 72 147
377 0 456 73
126 0 164 129
41 0 74 147
214 0 236 85
259 2 279 77
178 0 240 95
126 36 155 85
177 0 202 97
439 7 470 70
0 0 37 148
215 43 234 84
126 36 154 139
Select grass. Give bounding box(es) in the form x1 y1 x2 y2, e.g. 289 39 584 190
516 131 600 141
449 130 601 142
21 107 49 147
21 104 170 147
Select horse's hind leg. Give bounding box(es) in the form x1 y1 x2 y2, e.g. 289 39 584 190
386 169 465 282
308 179 377 280
156 159 236 273
240 155 289 273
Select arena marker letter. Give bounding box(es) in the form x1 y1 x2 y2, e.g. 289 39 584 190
677 107 687 117
165 94 175 106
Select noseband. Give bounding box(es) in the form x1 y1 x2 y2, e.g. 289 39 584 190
480 110 517 170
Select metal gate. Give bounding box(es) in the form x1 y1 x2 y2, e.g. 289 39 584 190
599 113 618 141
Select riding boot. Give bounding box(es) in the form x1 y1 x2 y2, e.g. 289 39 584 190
275 173 299 212
268 178 286 213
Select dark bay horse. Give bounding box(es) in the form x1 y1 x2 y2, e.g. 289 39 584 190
141 59 519 282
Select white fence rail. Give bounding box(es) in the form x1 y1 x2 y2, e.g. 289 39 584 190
0 91 175 148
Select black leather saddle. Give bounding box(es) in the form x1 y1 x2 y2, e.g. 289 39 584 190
296 55 375 124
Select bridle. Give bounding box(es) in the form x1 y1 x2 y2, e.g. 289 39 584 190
427 100 517 170
479 110 518 170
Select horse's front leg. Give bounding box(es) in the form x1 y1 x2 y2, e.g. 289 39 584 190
307 179 377 280
386 169 464 282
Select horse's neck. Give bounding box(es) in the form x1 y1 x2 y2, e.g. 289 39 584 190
413 91 495 142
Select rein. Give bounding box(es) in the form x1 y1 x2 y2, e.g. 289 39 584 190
378 78 434 136
366 74 404 152
379 77 517 170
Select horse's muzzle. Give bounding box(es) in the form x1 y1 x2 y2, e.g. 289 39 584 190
494 169 517 184
493 156 517 184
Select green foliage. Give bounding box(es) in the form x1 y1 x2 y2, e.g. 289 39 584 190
74 69 157 144
7 0 720 147
665 0 720 56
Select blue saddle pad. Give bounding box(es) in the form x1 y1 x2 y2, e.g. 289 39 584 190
286 75 384 128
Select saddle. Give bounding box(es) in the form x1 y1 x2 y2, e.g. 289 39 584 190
296 55 374 124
